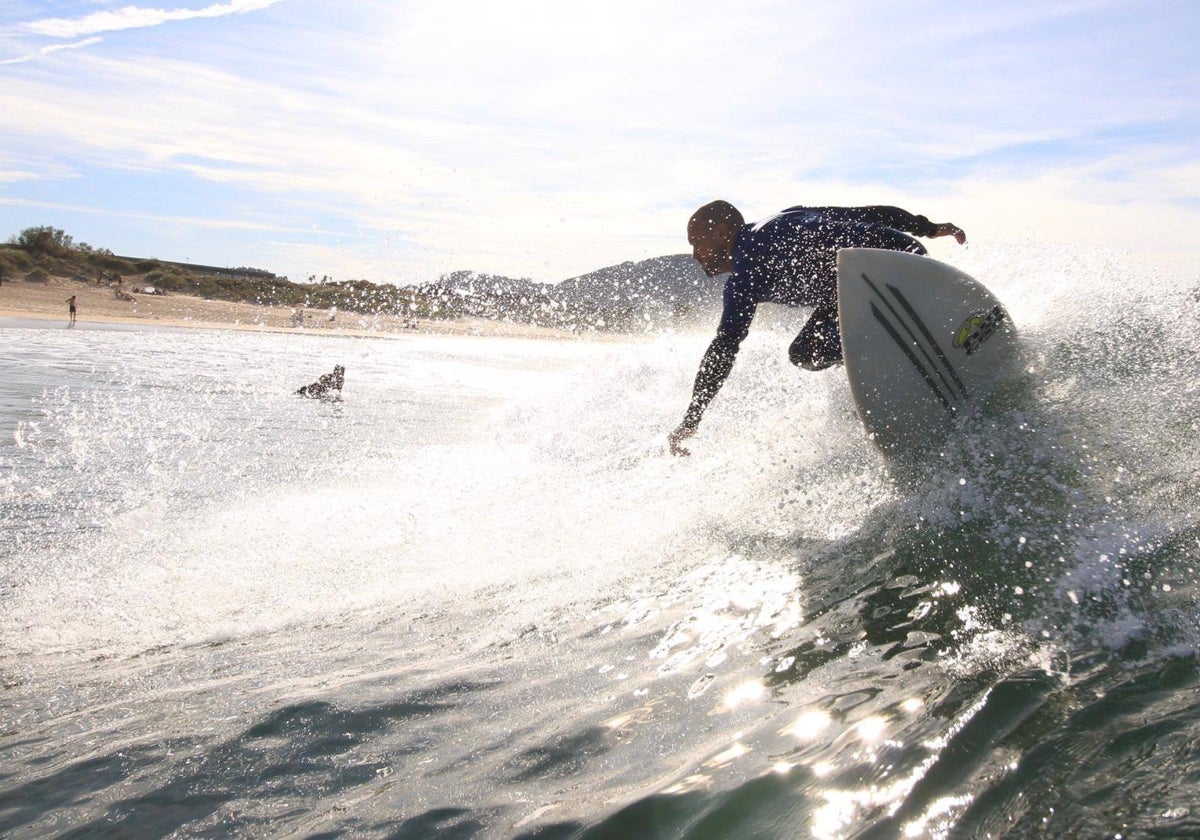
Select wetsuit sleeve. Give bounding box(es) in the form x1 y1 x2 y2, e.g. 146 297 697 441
788 206 940 238
680 287 755 431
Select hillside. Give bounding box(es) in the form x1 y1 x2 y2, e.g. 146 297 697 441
557 254 719 320
1 226 717 334
436 254 720 330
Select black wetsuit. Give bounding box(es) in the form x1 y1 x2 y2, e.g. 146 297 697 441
681 205 938 432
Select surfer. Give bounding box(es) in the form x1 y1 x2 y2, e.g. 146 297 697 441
669 201 967 456
296 365 345 399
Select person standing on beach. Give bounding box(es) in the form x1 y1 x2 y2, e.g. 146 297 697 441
66 295 77 325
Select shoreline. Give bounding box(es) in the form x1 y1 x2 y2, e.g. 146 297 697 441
0 274 602 342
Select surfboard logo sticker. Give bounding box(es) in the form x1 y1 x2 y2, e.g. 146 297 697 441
953 306 1006 355
859 272 967 415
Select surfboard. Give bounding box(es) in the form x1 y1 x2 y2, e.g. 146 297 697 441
836 248 1020 456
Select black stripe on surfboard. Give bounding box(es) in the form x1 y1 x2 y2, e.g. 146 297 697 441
868 301 956 413
883 282 968 399
859 272 966 404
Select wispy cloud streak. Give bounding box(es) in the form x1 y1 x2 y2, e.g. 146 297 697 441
21 0 285 39
0 36 102 65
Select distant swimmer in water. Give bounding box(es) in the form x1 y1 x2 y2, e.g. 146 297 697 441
296 365 345 399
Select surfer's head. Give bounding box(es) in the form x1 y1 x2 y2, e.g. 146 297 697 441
687 200 742 277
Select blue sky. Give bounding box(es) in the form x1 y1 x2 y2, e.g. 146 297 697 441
1 1 1197 284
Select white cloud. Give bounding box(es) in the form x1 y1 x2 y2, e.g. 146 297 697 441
0 194 315 234
0 171 41 183
21 0 286 39
0 43 718 277
0 36 103 65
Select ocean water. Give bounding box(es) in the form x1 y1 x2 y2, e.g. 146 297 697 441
2 244 1200 839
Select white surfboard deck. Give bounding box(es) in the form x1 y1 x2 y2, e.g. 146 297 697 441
836 248 1020 456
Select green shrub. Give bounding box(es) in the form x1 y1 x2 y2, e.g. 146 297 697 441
9 226 74 257
44 257 76 276
144 269 189 292
88 252 136 274
0 247 34 276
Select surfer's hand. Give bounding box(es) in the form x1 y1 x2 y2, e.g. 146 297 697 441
934 222 967 244
668 425 694 457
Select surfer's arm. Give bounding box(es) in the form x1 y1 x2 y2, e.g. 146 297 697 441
792 206 966 243
669 333 740 456
670 294 752 455
929 221 967 244
682 331 740 427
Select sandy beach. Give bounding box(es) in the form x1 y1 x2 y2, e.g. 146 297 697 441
0 273 587 341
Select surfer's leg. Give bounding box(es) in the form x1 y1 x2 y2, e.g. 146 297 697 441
788 303 842 371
